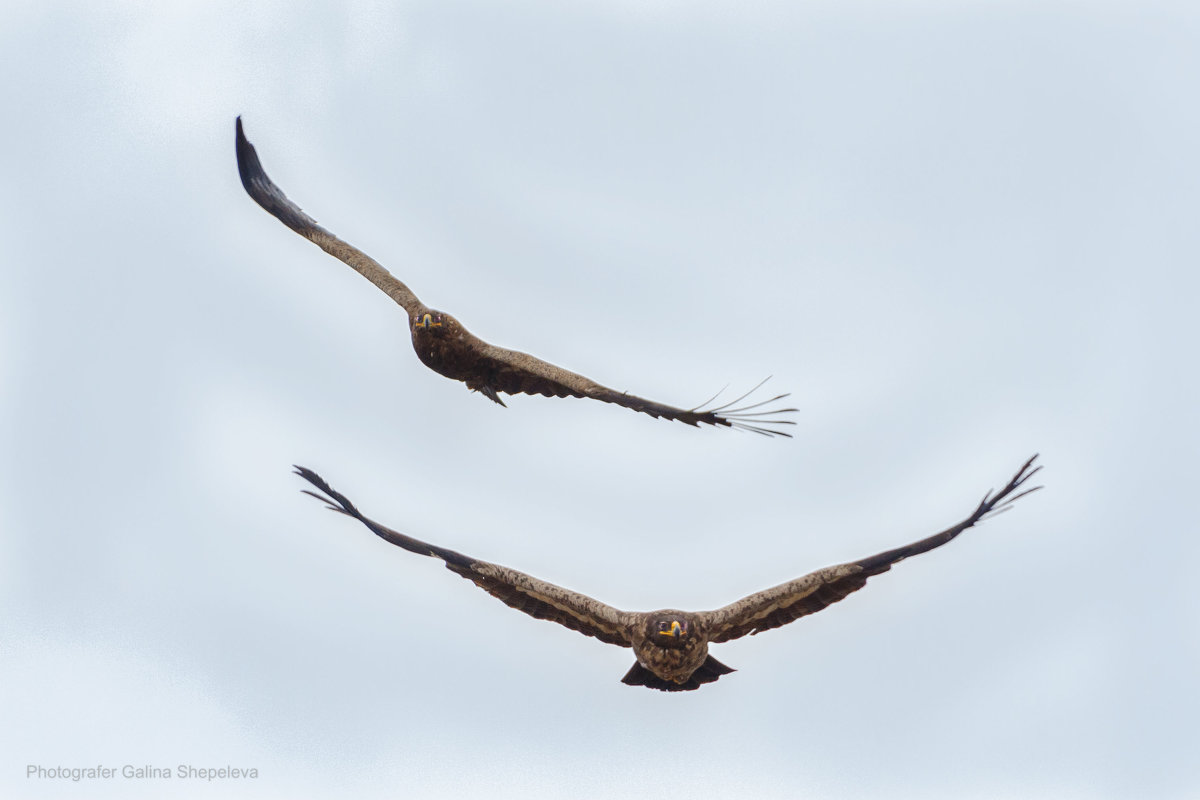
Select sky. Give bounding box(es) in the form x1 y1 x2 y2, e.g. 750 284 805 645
2 1 1198 798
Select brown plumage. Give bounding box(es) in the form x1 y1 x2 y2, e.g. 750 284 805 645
236 117 795 436
294 455 1042 691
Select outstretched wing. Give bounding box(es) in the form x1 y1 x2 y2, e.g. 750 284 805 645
235 117 424 315
294 466 634 646
701 455 1042 643
472 337 798 437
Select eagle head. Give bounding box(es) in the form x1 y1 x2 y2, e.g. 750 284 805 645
414 311 445 331
648 614 690 647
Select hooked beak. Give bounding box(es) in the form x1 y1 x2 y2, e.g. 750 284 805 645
417 313 442 329
658 620 683 638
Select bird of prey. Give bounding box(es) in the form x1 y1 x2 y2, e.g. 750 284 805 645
294 455 1041 691
235 117 795 436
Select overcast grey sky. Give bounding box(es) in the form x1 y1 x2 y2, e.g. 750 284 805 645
3 1 1198 798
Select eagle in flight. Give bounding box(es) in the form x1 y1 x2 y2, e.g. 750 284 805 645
236 118 796 436
295 455 1041 691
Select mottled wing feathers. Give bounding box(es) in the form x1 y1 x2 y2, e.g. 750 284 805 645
465 563 632 646
294 467 633 646
235 118 423 314
703 455 1042 643
469 342 600 400
702 565 871 644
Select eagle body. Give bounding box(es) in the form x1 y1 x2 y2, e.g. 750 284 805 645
293 456 1042 692
408 309 594 405
408 311 485 383
630 611 710 683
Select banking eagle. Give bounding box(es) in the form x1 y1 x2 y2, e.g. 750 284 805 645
294 455 1041 691
236 118 795 436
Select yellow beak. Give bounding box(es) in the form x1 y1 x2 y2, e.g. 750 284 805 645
658 621 682 638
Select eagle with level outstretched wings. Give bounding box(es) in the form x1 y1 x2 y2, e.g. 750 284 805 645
294 455 1041 691
235 117 795 436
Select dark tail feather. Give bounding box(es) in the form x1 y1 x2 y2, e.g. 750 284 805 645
620 656 736 692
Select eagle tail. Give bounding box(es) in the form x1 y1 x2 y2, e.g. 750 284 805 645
620 656 736 692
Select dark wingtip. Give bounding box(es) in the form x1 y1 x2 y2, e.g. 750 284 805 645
688 376 798 438
234 119 324 236
974 453 1045 523
293 464 360 518
234 115 261 194
292 463 323 486
235 116 246 155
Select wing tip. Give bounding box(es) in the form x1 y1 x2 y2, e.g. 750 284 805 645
686 377 798 438
234 114 263 195
234 117 327 237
